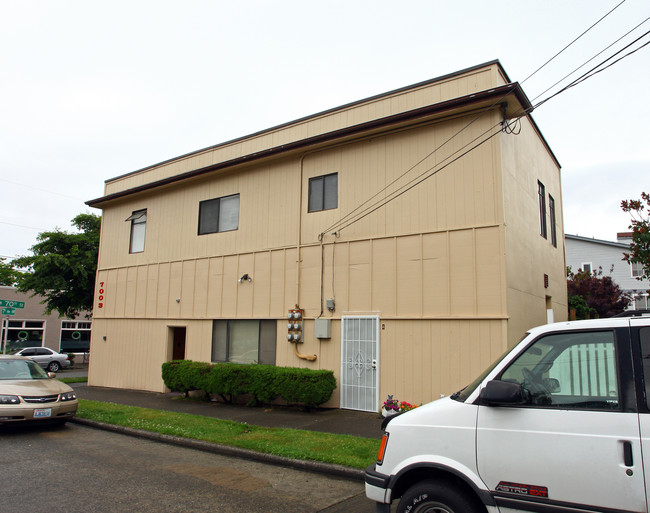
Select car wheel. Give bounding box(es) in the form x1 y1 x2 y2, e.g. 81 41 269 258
48 361 61 373
397 481 481 513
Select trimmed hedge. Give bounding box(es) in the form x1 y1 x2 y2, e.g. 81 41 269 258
161 360 337 408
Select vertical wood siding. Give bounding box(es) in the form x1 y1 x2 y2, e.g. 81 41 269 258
88 64 563 402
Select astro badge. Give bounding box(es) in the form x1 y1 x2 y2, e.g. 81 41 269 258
496 481 549 498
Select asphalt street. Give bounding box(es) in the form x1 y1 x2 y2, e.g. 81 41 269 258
1 422 378 513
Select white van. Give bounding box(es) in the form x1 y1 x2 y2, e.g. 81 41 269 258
365 316 650 513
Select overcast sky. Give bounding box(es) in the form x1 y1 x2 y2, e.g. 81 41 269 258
1 0 648 259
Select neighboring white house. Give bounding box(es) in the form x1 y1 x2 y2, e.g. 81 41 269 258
565 233 649 310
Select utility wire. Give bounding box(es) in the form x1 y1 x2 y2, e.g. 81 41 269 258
320 2 628 237
326 29 650 235
0 178 87 202
0 221 41 231
521 0 627 84
529 15 650 104
534 28 650 110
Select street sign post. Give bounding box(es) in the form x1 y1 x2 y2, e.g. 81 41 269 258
1 299 24 353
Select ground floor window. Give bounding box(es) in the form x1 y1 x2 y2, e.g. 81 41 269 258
1 320 45 352
60 321 92 353
211 320 276 364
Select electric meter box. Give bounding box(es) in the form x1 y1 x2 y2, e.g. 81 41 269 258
314 318 332 339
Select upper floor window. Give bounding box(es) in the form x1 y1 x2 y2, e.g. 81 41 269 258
309 173 338 212
631 261 644 278
198 194 240 235
538 181 547 239
126 209 147 253
549 195 557 247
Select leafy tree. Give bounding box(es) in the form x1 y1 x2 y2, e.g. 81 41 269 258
13 213 101 318
567 293 594 320
567 267 629 319
0 258 24 286
621 192 650 281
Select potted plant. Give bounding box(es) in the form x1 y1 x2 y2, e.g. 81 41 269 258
398 401 418 412
382 395 399 417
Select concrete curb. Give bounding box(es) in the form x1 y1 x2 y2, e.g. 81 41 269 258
71 417 365 482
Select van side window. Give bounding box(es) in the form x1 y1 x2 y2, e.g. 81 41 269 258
639 328 650 409
500 330 619 410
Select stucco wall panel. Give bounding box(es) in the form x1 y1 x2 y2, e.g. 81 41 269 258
500 117 566 344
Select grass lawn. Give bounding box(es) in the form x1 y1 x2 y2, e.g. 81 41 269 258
77 399 380 469
59 377 88 384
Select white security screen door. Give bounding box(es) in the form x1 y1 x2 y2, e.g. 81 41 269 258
341 316 379 412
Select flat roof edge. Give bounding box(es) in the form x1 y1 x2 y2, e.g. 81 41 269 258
87 81 529 208
104 60 507 185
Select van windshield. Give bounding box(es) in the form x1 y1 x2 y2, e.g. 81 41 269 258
451 343 522 402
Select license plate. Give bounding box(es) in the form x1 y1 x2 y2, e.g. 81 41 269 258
33 408 52 418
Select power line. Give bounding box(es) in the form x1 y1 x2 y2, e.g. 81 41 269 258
325 25 650 235
521 0 628 84
0 221 41 231
0 178 87 202
534 28 650 110
320 2 630 237
529 15 650 104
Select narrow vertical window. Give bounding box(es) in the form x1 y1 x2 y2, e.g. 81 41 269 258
538 181 547 239
309 173 338 212
549 195 557 247
126 209 147 253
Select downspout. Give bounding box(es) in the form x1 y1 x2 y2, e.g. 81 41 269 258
293 153 317 362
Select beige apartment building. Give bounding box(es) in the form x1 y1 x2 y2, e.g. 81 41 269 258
86 60 566 411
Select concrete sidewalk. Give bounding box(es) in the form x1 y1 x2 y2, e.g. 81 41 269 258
73 383 384 439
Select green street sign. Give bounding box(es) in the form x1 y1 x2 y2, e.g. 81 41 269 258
2 308 16 315
0 300 25 309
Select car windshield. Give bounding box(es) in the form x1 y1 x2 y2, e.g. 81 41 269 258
0 360 50 380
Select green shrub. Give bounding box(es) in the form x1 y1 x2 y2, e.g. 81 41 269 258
276 367 337 408
161 360 205 397
203 363 249 403
161 360 336 408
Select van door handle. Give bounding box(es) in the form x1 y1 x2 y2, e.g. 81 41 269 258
623 441 633 467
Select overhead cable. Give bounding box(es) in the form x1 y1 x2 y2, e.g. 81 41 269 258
323 25 650 235
320 2 632 237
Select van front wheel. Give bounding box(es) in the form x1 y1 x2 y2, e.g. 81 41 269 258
397 481 481 513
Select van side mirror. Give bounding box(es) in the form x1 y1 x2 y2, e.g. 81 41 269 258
478 380 528 406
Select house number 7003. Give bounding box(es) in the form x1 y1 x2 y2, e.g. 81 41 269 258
97 282 105 308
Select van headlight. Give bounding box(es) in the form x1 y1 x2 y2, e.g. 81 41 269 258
59 392 76 401
0 395 20 404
